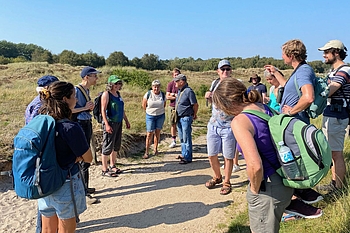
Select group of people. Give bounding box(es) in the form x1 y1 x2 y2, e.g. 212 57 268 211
210 39 349 232
23 38 349 232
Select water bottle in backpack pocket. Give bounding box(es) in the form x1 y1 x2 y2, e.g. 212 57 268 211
278 141 304 180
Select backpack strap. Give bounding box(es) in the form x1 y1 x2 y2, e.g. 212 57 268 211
76 84 91 102
209 78 220 92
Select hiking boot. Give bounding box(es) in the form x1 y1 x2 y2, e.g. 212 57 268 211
86 194 99 205
169 141 176 148
294 188 323 204
232 164 241 173
285 199 323 219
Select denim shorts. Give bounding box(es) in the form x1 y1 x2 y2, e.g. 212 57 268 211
146 113 165 132
37 173 87 219
206 124 236 159
322 116 348 151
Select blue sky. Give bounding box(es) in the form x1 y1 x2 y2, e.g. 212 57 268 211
1 0 349 62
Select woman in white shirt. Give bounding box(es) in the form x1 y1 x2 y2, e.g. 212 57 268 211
142 80 166 159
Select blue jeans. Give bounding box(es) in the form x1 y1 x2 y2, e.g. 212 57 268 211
177 116 193 161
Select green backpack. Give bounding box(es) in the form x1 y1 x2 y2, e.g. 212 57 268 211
243 109 332 189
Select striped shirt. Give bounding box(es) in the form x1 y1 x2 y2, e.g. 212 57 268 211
323 65 350 119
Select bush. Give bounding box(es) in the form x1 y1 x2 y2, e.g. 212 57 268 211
111 68 152 89
196 84 208 97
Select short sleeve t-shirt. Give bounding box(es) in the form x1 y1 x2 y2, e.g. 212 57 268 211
247 83 267 96
208 79 234 128
143 91 166 116
176 84 197 117
55 120 89 176
166 81 178 107
281 63 315 124
323 65 350 119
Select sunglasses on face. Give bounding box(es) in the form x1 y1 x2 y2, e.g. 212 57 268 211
114 82 123 85
220 68 231 72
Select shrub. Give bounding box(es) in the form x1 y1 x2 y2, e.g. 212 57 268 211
111 68 152 89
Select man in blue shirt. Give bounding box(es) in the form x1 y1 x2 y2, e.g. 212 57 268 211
72 66 100 204
174 74 198 164
318 40 350 192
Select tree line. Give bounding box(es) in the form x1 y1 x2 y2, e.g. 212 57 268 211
0 40 331 73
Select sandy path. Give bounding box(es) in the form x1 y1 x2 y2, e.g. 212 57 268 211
0 135 248 233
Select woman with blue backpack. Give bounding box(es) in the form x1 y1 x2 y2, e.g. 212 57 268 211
36 81 92 232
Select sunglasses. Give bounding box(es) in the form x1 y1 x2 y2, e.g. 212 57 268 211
114 82 123 85
220 68 232 72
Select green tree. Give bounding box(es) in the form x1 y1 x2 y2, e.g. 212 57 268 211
81 50 105 67
130 57 142 68
106 51 129 66
58 50 83 66
141 53 160 70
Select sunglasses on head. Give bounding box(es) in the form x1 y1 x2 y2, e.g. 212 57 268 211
220 67 231 72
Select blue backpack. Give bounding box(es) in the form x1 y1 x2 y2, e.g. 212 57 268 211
12 115 69 199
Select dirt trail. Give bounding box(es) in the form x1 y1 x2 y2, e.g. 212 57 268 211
0 135 249 233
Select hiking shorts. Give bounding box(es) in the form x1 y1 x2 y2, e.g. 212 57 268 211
247 173 294 233
169 107 176 125
38 173 86 219
322 116 348 151
146 113 165 132
206 123 236 159
102 121 122 155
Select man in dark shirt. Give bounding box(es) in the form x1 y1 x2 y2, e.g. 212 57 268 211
174 74 198 164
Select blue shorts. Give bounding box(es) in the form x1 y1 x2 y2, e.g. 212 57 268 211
207 123 236 159
38 173 87 220
146 113 165 132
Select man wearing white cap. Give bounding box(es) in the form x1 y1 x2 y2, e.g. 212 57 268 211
318 40 349 193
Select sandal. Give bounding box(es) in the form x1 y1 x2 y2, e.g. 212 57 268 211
109 165 122 174
220 182 232 195
102 169 118 177
205 176 223 189
176 155 184 160
143 153 149 159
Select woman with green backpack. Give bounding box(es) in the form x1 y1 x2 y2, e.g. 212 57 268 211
212 78 294 233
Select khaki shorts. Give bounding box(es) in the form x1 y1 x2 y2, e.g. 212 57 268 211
169 107 177 125
322 116 348 151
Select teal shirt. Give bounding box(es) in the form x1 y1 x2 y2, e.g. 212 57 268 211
107 92 124 123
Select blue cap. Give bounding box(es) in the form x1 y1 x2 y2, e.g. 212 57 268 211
80 66 101 78
37 75 59 87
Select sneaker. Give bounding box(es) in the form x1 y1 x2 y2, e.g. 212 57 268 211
285 199 323 219
232 164 241 173
169 141 176 148
86 194 99 205
294 188 324 204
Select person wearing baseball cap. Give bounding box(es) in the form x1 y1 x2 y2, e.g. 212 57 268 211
100 75 130 176
318 39 349 193
174 73 198 164
25 75 59 124
72 66 101 204
204 59 239 195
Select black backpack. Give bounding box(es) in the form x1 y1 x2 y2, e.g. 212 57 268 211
93 91 113 123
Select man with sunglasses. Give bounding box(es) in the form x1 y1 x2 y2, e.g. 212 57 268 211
204 60 238 195
318 40 350 194
72 66 101 204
